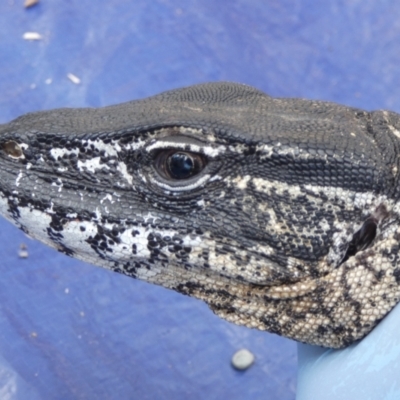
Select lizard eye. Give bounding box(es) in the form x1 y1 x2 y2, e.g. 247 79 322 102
155 150 207 180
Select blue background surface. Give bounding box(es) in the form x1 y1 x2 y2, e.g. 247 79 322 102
1 1 400 399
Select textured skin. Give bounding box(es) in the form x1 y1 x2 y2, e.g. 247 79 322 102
1 82 400 348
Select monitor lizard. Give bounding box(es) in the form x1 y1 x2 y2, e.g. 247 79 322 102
1 81 400 348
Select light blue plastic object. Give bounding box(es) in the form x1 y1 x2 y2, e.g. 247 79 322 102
297 302 400 400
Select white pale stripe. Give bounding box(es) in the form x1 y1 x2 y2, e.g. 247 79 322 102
50 147 80 160
116 162 133 185
145 141 226 157
250 176 387 211
16 207 53 246
82 139 119 157
150 174 210 192
254 143 344 162
77 157 110 173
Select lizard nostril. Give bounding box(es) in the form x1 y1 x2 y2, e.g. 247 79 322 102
2 141 23 159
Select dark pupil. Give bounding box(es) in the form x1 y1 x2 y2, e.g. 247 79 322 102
167 152 197 179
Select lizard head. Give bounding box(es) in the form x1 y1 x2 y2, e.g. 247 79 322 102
1 82 400 348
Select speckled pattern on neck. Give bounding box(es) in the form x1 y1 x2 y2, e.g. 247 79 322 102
1 82 400 348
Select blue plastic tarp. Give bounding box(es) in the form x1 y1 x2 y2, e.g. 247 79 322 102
1 1 400 399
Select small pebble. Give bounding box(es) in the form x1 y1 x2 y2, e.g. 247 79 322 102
67 73 81 84
231 349 255 370
23 32 42 41
18 243 29 258
24 0 39 8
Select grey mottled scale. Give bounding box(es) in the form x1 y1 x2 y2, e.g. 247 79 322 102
1 82 400 348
